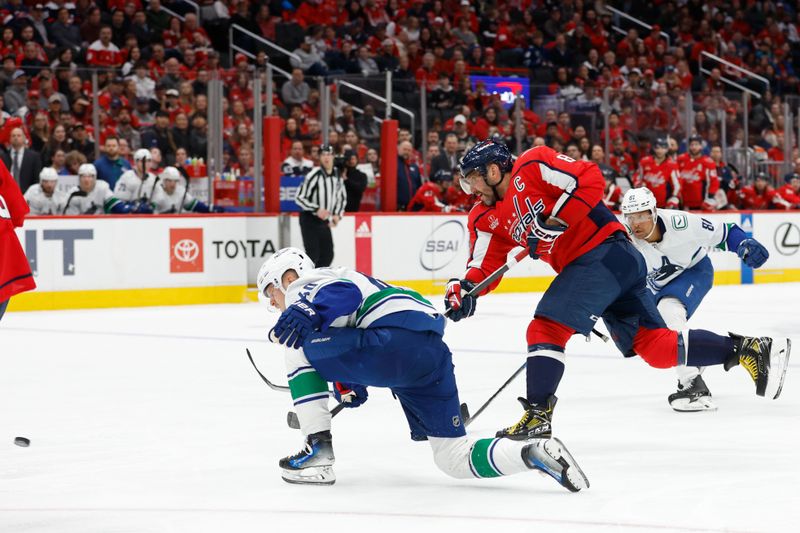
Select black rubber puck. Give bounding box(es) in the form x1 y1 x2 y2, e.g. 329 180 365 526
14 437 30 447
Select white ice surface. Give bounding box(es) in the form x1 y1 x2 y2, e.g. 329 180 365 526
1 283 799 533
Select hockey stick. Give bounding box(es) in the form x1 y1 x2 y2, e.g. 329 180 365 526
452 247 609 426
61 190 87 214
443 246 609 342
286 402 345 430
177 179 190 214
463 362 526 427
245 348 288 392
245 348 343 429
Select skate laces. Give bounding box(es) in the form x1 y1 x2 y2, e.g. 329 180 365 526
506 410 533 433
289 441 315 460
740 337 764 382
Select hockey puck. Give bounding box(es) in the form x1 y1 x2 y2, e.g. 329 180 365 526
14 437 30 447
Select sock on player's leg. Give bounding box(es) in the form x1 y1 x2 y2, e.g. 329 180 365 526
285 346 331 436
685 330 735 367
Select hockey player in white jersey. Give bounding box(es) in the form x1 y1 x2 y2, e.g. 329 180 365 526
258 247 590 490
113 148 157 212
620 188 770 411
151 166 223 213
24 167 67 215
63 163 146 215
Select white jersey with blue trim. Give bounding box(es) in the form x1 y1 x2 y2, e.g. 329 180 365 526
113 170 158 202
626 209 729 291
284 267 441 331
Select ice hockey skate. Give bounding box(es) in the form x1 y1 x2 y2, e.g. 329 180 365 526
279 430 336 485
496 395 556 440
726 334 791 400
668 374 717 412
522 437 590 492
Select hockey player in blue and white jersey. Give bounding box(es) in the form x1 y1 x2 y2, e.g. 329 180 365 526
620 188 770 411
113 148 157 211
151 166 222 213
24 167 67 215
63 163 148 215
257 247 590 490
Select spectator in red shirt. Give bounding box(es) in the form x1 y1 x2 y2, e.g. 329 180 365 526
86 26 123 68
415 52 438 91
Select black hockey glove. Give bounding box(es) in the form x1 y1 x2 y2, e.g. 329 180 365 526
527 213 566 260
445 278 477 321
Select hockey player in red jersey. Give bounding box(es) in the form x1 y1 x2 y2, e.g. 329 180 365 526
609 137 635 178
444 139 791 440
407 169 456 212
738 172 776 210
677 135 718 210
773 173 800 209
634 137 680 208
0 161 36 321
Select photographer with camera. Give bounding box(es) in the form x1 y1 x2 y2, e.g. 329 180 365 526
294 144 347 267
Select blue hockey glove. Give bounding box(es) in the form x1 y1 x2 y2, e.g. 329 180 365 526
333 382 368 408
445 278 477 322
737 238 769 268
132 200 153 214
527 213 567 260
211 205 225 213
270 298 322 349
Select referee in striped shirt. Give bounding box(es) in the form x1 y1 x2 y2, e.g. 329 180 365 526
294 144 347 267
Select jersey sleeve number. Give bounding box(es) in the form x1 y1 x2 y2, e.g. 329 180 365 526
556 154 576 163
700 218 714 232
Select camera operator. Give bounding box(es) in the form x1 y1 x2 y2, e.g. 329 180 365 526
294 144 347 267
340 149 367 212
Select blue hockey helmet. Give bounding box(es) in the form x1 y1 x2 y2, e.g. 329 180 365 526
430 168 453 184
459 139 514 195
653 137 669 149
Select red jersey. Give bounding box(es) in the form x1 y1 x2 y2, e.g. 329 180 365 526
407 182 449 212
677 153 718 209
773 184 800 209
738 185 775 210
86 40 123 68
603 183 622 210
464 146 626 291
635 156 680 207
609 151 634 177
0 161 36 303
445 185 476 212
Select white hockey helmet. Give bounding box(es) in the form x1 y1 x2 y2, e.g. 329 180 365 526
620 187 657 216
161 166 181 181
256 247 315 305
133 148 153 163
39 167 59 182
78 163 97 178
